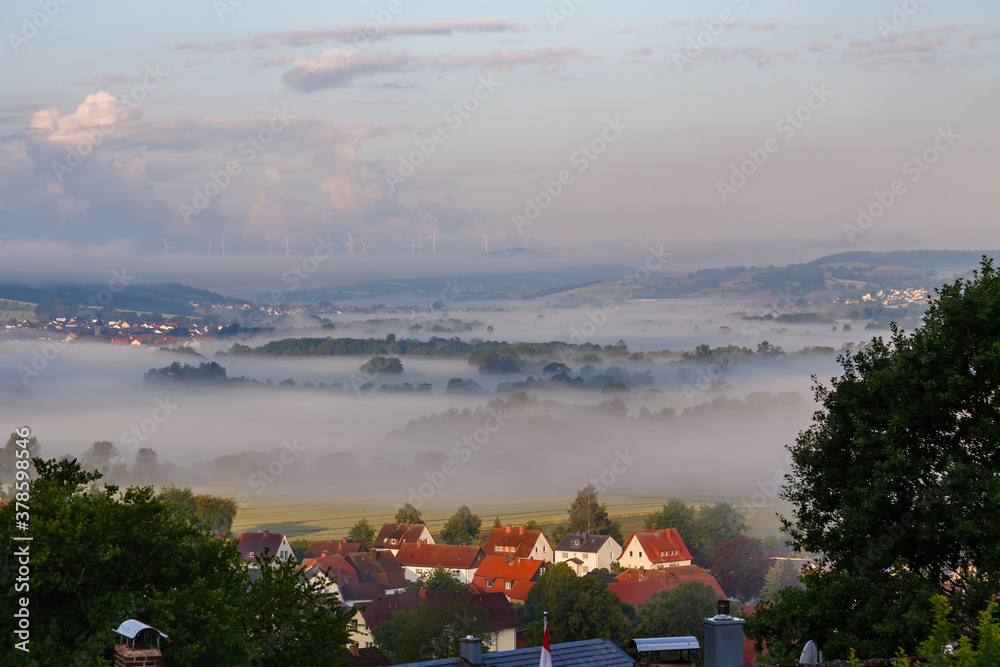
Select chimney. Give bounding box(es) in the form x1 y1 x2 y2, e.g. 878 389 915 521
518 526 524 535
505 525 511 533
349 644 360 656
459 636 483 665
418 587 426 598
113 644 163 667
262 530 269 537
703 599 745 667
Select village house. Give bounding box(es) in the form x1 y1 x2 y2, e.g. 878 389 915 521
345 551 408 594
471 555 549 604
482 525 553 562
554 532 622 574
372 521 434 554
394 541 485 585
616 528 693 570
305 537 368 558
235 530 295 565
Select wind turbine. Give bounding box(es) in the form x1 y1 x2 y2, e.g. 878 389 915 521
346 233 355 256
283 235 291 257
268 239 273 255
408 237 417 255
426 228 439 257
360 240 370 256
562 230 571 250
208 237 213 256
162 239 172 255
217 235 229 256
416 238 423 255
481 230 489 256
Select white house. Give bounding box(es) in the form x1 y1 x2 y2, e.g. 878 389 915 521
554 532 622 574
617 528 693 570
236 530 295 565
483 525 553 562
394 542 485 585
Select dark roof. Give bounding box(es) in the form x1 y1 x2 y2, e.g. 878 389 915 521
395 542 486 569
587 572 618 584
347 646 393 667
392 638 634 666
235 531 287 561
373 521 429 549
341 582 391 603
555 532 615 553
483 526 550 558
346 551 408 590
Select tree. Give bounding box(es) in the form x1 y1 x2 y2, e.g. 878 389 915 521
710 536 770 602
131 447 160 485
693 502 747 566
194 494 238 532
81 440 121 477
634 582 722 665
0 458 353 665
567 484 624 544
491 515 502 529
522 562 633 648
372 598 494 663
0 431 41 484
760 559 802 603
405 565 471 593
289 538 310 560
440 505 482 544
360 355 403 374
348 517 376 546
644 498 696 535
749 259 1000 660
396 502 423 524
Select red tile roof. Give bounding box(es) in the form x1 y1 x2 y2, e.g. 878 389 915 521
471 556 549 603
620 529 693 565
373 521 430 549
483 526 549 558
614 564 711 583
300 554 357 584
307 538 368 558
608 577 726 607
235 531 288 561
395 542 485 570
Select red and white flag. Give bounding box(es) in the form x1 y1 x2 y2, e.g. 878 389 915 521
539 618 552 667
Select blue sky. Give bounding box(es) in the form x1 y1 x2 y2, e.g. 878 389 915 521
1 0 998 270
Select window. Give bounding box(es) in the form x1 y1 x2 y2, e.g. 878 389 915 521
505 581 512 590
248 551 254 557
638 551 642 558
486 579 494 588
391 538 396 545
629 550 633 557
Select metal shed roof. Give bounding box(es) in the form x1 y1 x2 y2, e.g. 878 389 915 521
631 636 701 652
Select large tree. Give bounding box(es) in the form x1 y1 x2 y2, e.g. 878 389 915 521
396 502 423 524
710 536 770 602
521 562 634 648
644 498 745 567
0 458 352 665
633 581 723 666
372 598 494 663
348 517 376 546
748 259 1000 660
567 484 624 545
440 505 483 544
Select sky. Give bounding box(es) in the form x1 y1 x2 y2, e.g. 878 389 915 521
1 0 999 276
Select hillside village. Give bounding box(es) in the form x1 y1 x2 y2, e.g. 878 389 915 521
232 518 777 666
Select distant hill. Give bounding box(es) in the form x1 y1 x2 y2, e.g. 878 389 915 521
0 282 238 315
810 249 1000 269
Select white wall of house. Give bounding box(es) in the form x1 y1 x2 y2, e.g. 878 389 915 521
617 535 657 570
529 533 554 562
556 538 622 573
402 564 477 584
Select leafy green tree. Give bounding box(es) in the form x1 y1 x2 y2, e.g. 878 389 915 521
492 515 502 529
405 565 471 593
440 505 482 544
0 431 41 484
567 483 624 544
525 519 541 531
760 559 802 603
693 502 747 566
289 537 310 560
0 458 353 665
644 498 697 535
130 447 160 485
81 440 121 477
348 517 376 546
749 259 1000 660
372 598 494 663
360 355 403 374
634 582 722 666
396 502 423 524
710 536 769 602
522 562 634 648
194 494 238 533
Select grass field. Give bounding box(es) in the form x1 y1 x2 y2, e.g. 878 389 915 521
208 486 789 542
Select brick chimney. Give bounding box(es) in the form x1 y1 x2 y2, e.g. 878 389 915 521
113 644 163 667
518 526 524 535
262 530 269 537
418 587 426 598
505 525 511 533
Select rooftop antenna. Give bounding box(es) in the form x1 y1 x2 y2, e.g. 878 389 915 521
481 230 489 256
217 235 229 256
426 228 439 257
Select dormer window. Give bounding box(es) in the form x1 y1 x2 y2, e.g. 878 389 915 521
391 538 396 545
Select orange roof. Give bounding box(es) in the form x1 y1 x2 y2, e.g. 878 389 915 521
614 564 711 583
395 542 485 569
473 555 548 581
483 525 548 558
620 529 693 565
608 577 726 607
373 521 428 549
